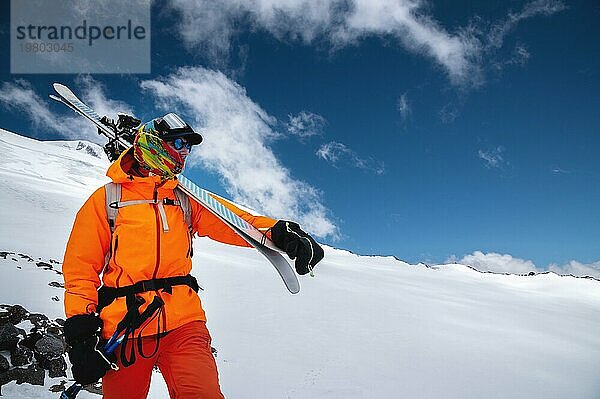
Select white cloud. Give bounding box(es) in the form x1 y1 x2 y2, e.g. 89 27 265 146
439 103 459 124
316 141 384 175
397 92 410 121
334 0 482 85
454 251 600 279
457 251 538 274
286 111 326 139
167 0 565 86
478 146 505 169
74 76 136 122
167 0 483 86
493 44 531 71
511 45 531 66
549 261 600 280
316 142 343 163
140 67 337 238
0 80 94 141
0 78 138 145
488 0 566 50
475 1 564 76
168 0 333 66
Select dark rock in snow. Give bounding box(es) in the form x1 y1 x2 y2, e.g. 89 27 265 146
17 253 34 262
83 382 103 395
14 363 45 386
0 323 26 351
0 304 72 389
0 353 9 372
20 331 43 351
27 313 50 330
48 281 64 288
0 307 10 326
35 334 65 357
10 345 34 367
0 305 30 327
8 305 29 325
34 334 66 377
45 356 66 378
46 325 62 336
49 379 68 392
0 251 14 259
36 261 53 270
0 368 17 390
76 141 104 159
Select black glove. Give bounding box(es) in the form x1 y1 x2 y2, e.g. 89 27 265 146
64 314 114 385
271 220 324 275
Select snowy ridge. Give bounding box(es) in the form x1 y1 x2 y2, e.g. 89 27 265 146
456 262 600 282
46 140 106 161
1 129 599 398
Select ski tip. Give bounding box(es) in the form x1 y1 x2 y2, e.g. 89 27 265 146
285 278 300 294
53 82 71 94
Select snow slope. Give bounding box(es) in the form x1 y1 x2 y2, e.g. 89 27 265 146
1 128 599 398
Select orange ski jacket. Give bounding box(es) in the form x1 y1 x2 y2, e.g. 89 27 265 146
63 149 277 339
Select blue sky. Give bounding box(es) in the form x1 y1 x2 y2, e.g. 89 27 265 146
0 0 599 272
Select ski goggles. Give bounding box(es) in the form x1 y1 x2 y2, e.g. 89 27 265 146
170 137 193 151
158 113 189 132
156 113 203 145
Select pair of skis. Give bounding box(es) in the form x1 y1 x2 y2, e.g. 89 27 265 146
50 83 300 294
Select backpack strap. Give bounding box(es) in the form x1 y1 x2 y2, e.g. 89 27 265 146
104 182 121 235
174 186 193 232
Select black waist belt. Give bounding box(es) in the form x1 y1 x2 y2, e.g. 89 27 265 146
97 274 200 313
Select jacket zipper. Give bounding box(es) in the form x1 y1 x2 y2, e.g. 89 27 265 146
152 186 161 279
186 229 192 258
114 236 124 287
152 184 167 333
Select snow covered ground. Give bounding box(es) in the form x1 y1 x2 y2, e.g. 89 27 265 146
1 128 599 398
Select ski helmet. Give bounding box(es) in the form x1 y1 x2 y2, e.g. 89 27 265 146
133 113 202 179
153 113 203 145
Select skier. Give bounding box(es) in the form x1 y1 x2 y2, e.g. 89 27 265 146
62 113 324 398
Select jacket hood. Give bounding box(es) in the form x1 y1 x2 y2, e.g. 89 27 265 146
106 148 179 189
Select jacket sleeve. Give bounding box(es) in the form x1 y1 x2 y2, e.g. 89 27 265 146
191 194 277 247
63 187 111 317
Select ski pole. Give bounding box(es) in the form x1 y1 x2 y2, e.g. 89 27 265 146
59 331 124 399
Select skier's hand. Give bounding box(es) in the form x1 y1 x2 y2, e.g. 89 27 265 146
64 314 114 385
271 220 324 275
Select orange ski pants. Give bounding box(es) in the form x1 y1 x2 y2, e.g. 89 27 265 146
102 321 225 399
